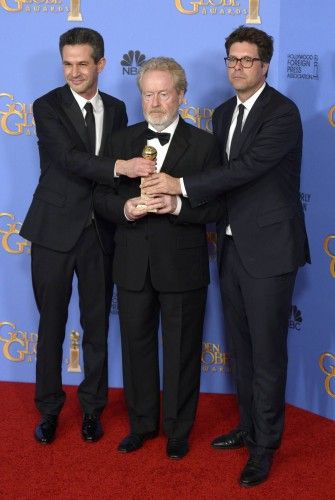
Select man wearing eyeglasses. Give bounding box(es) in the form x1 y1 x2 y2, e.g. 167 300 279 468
141 27 310 486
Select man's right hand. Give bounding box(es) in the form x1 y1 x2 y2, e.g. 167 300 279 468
116 158 156 178
124 197 150 220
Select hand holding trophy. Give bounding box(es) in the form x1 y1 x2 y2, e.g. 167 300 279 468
136 145 158 212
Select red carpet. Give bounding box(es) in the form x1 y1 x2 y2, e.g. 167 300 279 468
1 382 334 499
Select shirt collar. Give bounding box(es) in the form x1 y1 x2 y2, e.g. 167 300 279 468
236 82 266 112
70 87 102 112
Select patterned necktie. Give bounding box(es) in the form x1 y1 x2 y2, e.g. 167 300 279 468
146 128 171 146
229 104 245 159
84 102 96 154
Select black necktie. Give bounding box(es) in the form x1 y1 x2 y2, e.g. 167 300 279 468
146 128 171 146
229 104 245 159
84 102 96 153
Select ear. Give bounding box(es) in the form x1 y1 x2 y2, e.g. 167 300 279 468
262 62 269 77
97 57 106 74
178 91 185 105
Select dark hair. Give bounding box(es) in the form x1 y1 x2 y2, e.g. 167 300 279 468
225 26 273 63
59 27 104 63
137 57 188 94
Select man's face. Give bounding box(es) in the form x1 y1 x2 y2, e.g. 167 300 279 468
62 44 105 100
227 42 269 101
141 70 184 131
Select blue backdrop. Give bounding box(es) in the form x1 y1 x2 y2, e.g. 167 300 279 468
0 0 334 421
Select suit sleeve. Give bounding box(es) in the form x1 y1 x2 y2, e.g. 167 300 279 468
184 100 302 206
94 184 130 225
175 135 226 224
33 97 128 186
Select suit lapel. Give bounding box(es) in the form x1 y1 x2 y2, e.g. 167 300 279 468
60 85 89 151
222 99 236 150
130 122 148 158
238 84 272 152
215 98 236 166
161 118 189 175
99 93 115 156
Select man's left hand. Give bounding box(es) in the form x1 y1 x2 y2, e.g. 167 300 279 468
145 195 178 214
141 173 182 196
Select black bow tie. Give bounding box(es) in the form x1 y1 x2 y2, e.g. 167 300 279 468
146 128 171 146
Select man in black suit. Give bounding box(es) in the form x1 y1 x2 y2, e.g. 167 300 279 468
141 28 310 484
20 28 155 444
94 57 224 459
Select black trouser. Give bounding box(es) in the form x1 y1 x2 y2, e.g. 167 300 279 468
32 225 113 416
117 270 207 440
220 236 297 454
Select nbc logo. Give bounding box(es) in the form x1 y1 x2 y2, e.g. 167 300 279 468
289 305 302 331
121 50 146 76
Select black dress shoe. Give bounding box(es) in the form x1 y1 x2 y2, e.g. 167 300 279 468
82 414 103 442
166 438 189 459
211 429 248 449
240 453 273 487
117 431 157 453
34 415 58 444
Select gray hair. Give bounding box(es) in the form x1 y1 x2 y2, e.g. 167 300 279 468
137 57 188 94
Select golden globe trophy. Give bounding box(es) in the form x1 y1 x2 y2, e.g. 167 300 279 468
67 330 81 373
136 145 158 212
67 0 83 21
246 0 261 24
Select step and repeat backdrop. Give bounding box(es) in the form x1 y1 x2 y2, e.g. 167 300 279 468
0 0 334 420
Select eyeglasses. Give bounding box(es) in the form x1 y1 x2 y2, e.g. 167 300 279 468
224 56 262 69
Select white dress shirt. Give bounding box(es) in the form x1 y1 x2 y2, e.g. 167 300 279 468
148 116 182 215
70 88 104 155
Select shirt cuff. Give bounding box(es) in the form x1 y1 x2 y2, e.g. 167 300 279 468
124 206 134 221
180 178 188 197
171 196 182 216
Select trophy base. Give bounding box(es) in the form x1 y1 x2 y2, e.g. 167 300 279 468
68 366 81 373
136 204 157 213
246 15 261 24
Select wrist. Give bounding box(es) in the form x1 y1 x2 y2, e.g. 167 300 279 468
115 159 125 176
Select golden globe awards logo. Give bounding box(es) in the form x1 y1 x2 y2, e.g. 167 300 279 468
0 321 37 362
66 330 82 372
0 213 30 255
180 101 214 133
323 235 335 278
328 104 335 128
175 0 261 22
319 352 335 399
0 93 35 136
0 0 82 19
201 342 230 373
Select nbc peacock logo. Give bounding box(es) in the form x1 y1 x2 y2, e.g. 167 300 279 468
121 50 146 76
288 305 303 331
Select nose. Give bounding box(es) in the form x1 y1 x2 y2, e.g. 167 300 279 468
234 60 244 70
152 93 160 106
71 65 80 77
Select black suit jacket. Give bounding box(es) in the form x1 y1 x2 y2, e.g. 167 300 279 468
20 84 127 253
94 118 225 292
184 85 310 278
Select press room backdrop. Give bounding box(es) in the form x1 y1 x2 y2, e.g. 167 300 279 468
0 0 334 420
